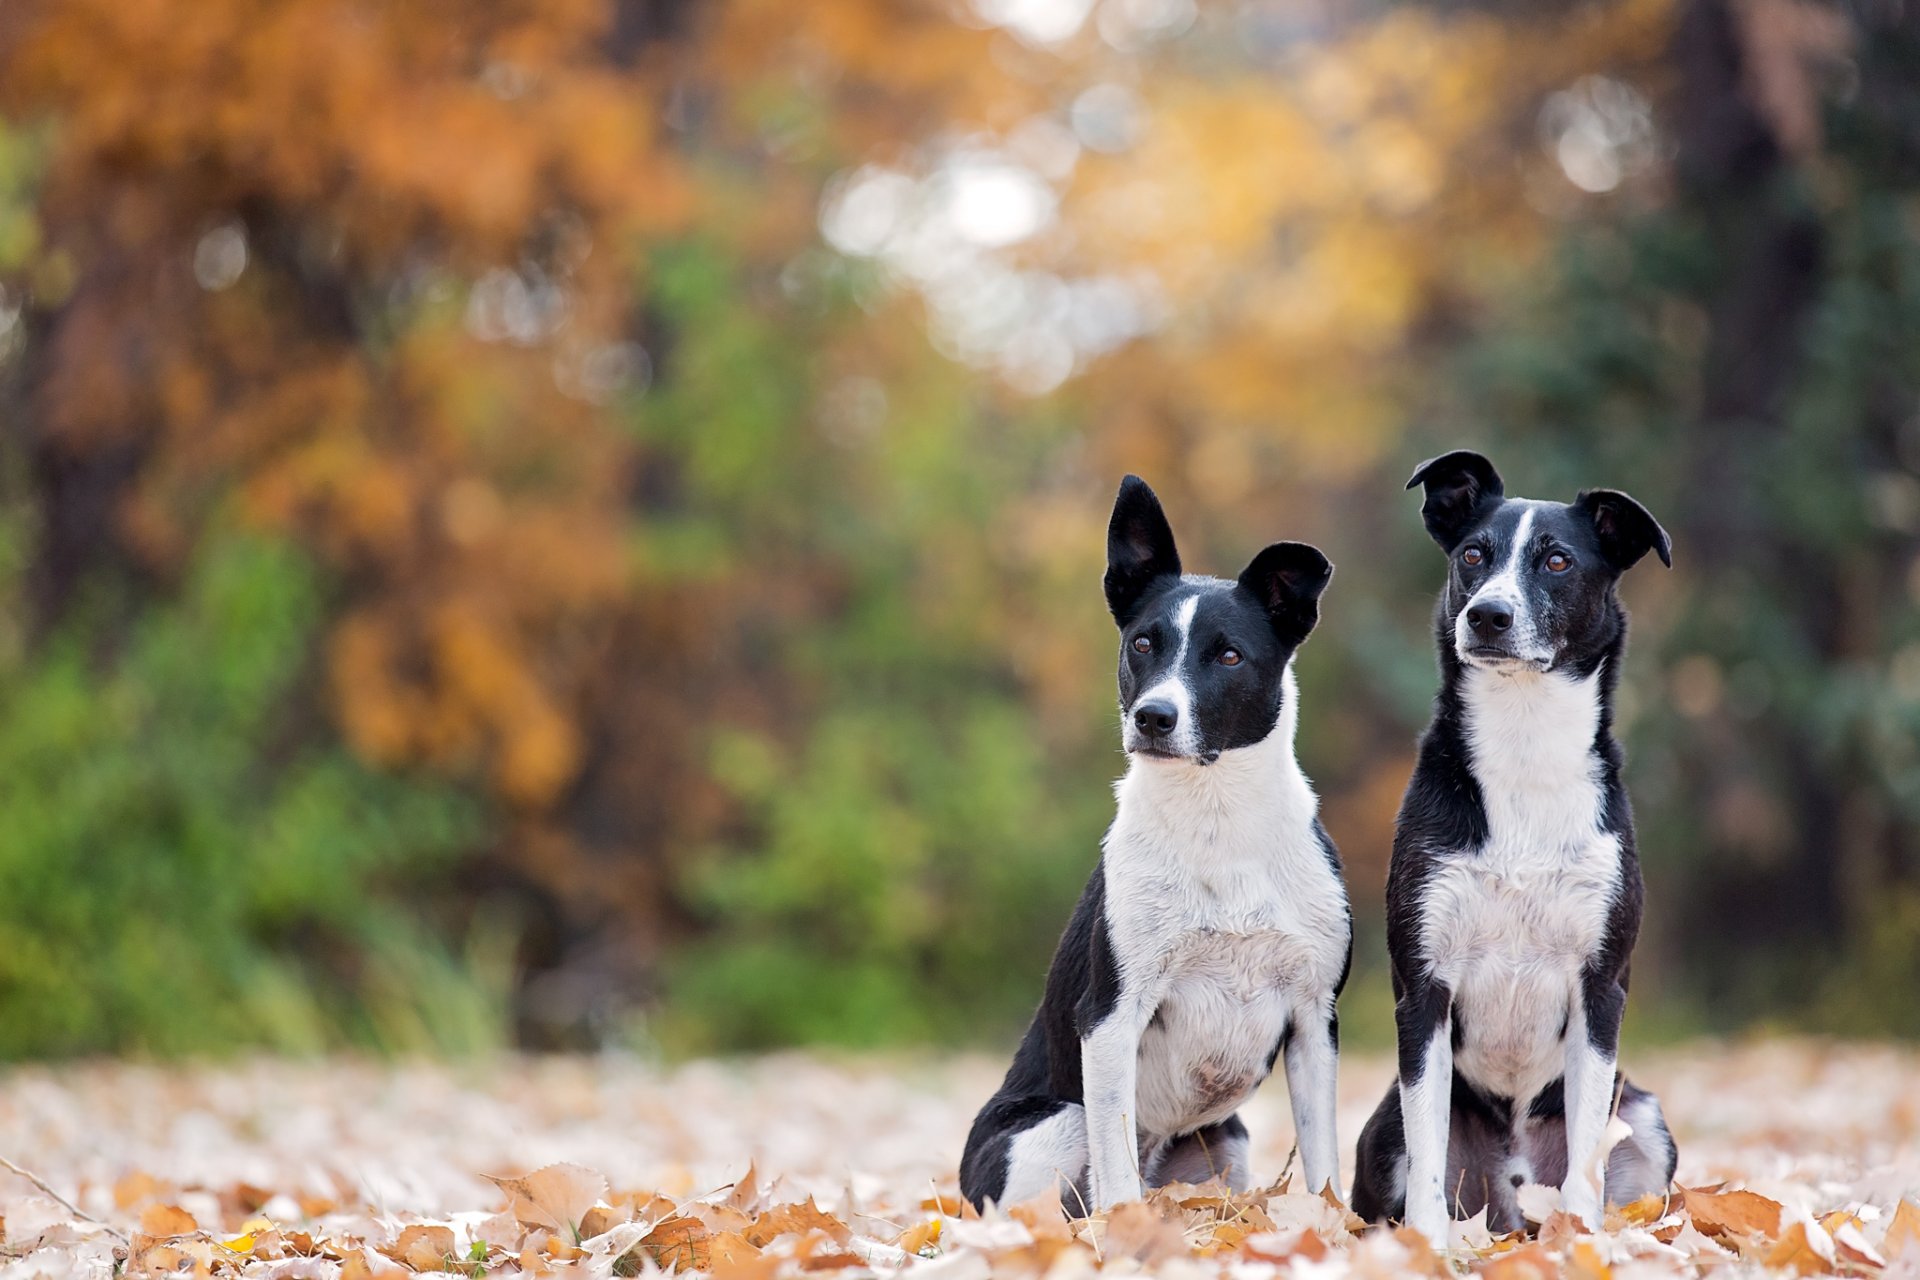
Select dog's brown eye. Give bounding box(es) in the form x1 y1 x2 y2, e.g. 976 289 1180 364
1462 547 1484 567
1131 635 1152 654
1219 649 1242 667
1546 552 1571 573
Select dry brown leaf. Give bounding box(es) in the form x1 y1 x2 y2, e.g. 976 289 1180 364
793 1229 864 1270
895 1217 941 1255
1478 1242 1559 1280
297 1193 339 1218
1006 1189 1076 1241
130 1238 215 1280
1833 1220 1886 1269
233 1183 276 1213
1241 1227 1329 1263
743 1197 848 1247
1684 1186 1786 1239
919 1194 964 1217
1885 1201 1920 1259
1537 1210 1589 1251
1388 1226 1457 1276
384 1224 456 1272
485 1164 610 1242
721 1165 760 1213
634 1215 711 1273
1568 1238 1613 1280
577 1202 631 1241
1101 1200 1188 1265
139 1204 199 1237
115 1172 163 1210
1618 1193 1670 1226
1766 1221 1839 1275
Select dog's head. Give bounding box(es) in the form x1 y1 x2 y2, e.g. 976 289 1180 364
1406 449 1671 675
1104 475 1332 765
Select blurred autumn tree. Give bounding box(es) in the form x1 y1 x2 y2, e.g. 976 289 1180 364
0 0 1914 1055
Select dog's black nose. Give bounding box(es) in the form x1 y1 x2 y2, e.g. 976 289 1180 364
1466 604 1513 638
1133 700 1178 736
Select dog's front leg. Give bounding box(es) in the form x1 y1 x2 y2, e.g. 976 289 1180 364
1283 1000 1340 1195
1561 970 1625 1228
1081 994 1153 1211
1395 980 1454 1244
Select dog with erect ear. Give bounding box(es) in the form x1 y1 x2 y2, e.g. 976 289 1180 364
959 475 1352 1214
1350 449 1679 1240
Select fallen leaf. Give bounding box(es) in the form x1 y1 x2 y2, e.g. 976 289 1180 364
743 1198 847 1247
1241 1228 1329 1263
577 1202 631 1241
385 1224 456 1272
1834 1219 1887 1269
140 1204 199 1237
1683 1186 1785 1239
1479 1242 1559 1280
116 1172 163 1210
1766 1220 1839 1275
1885 1201 1920 1259
633 1215 710 1273
1537 1210 1589 1251
1005 1189 1075 1241
484 1164 610 1243
895 1218 940 1255
1617 1193 1669 1226
1100 1200 1187 1265
1568 1238 1612 1280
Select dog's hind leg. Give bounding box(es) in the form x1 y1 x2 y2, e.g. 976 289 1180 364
961 1097 1090 1212
1149 1115 1250 1190
1604 1080 1677 1204
1350 1083 1407 1223
1520 1077 1676 1211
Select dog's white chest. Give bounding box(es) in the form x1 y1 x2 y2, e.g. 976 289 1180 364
1421 668 1622 1103
1105 787 1349 1139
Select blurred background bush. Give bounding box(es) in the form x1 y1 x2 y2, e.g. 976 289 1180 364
0 0 1915 1058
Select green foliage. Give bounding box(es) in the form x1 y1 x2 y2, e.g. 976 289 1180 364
0 533 493 1056
640 244 1110 1050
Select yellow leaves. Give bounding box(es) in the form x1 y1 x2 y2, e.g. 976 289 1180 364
894 1216 940 1255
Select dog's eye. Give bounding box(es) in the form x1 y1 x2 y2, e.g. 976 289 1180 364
1219 649 1242 667
1131 635 1152 654
1546 552 1571 573
1461 547 1484 567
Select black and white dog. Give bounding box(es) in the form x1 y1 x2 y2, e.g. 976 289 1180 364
960 476 1352 1213
1350 450 1678 1239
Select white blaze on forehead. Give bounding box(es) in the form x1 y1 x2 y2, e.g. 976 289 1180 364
1478 506 1535 605
1133 593 1200 754
1457 505 1551 661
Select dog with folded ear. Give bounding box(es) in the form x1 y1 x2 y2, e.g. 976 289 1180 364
1350 450 1679 1240
959 475 1351 1213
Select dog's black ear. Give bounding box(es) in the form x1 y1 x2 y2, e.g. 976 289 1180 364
1238 542 1333 648
1405 450 1504 552
1574 488 1672 571
1105 475 1182 626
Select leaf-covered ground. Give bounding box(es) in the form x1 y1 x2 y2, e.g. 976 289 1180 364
2 1041 1916 1280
